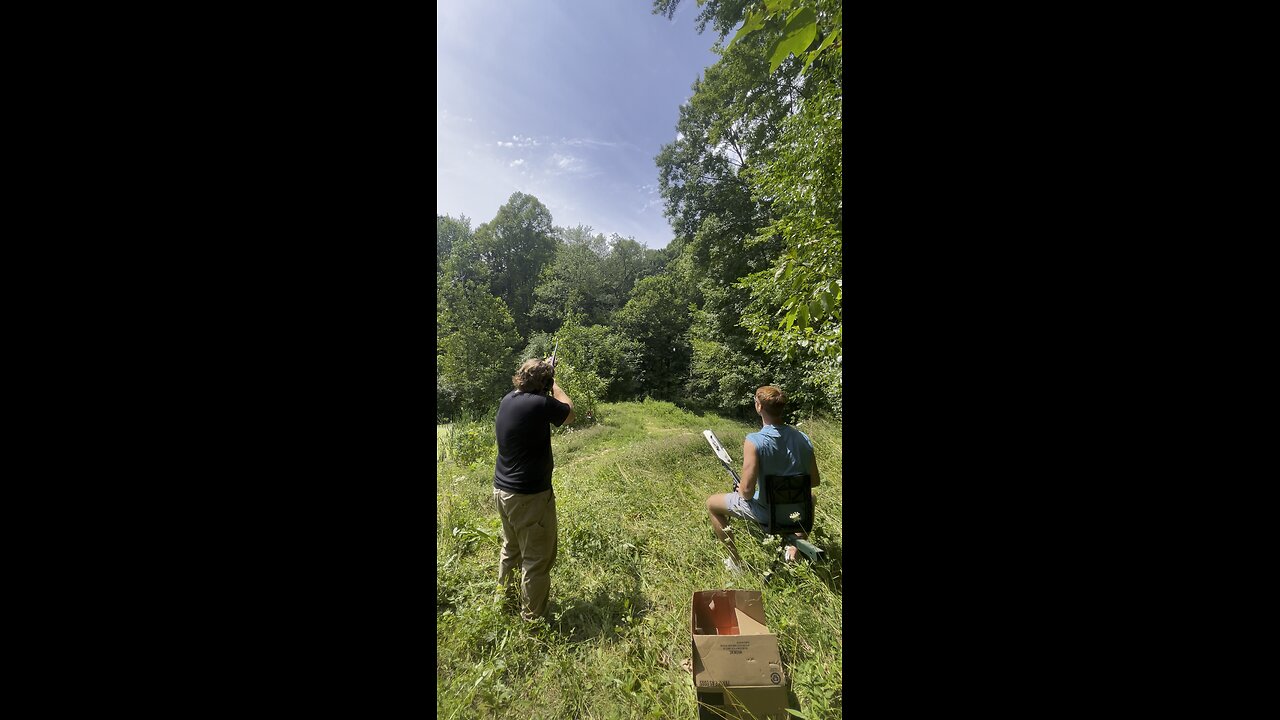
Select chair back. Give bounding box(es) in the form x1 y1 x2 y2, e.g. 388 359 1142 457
759 474 813 534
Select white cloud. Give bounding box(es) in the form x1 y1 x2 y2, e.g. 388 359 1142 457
549 153 586 173
563 138 617 148
637 196 664 214
437 108 474 124
559 137 644 153
496 135 542 149
510 159 525 167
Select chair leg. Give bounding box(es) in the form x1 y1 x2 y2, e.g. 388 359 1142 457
793 537 825 562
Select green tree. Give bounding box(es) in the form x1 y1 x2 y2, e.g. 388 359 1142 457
439 220 490 287
686 333 758 417
652 0 753 39
654 40 795 245
653 0 843 418
589 328 645 402
437 214 472 278
539 312 607 425
474 192 557 338
655 0 842 78
518 331 556 365
437 280 522 417
727 0 841 77
522 311 644 400
535 318 645 404
530 225 610 331
531 229 669 334
613 270 697 401
650 34 800 414
599 235 646 308
738 82 841 364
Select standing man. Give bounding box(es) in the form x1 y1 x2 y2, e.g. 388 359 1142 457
706 385 820 571
493 357 575 621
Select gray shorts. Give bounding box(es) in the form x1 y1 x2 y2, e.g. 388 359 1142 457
722 492 769 524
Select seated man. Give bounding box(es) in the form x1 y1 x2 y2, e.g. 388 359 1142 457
706 385 821 570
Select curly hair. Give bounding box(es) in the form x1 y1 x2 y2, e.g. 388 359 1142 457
512 358 554 393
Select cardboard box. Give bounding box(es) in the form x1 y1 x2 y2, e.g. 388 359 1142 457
691 590 790 719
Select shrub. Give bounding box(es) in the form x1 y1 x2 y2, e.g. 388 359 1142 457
554 359 604 428
440 410 497 467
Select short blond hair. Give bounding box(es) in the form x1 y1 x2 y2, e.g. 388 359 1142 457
754 385 786 415
513 358 554 393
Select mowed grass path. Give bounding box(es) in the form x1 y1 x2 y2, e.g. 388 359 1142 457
437 400 843 719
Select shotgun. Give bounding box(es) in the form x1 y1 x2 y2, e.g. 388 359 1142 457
547 338 559 393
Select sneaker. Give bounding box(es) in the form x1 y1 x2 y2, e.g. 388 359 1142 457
724 557 743 574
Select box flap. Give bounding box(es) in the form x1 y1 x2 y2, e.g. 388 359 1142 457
695 686 791 720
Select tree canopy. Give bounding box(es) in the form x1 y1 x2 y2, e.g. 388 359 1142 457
474 192 557 339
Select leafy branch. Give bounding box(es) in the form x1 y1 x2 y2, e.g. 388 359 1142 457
728 0 841 76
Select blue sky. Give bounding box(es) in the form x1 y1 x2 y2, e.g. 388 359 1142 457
436 1 723 249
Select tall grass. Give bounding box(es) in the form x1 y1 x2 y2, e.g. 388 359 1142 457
439 408 498 467
437 400 843 719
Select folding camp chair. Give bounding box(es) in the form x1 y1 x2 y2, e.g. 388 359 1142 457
756 474 825 562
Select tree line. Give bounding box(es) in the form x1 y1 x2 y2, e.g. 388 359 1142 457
437 0 841 424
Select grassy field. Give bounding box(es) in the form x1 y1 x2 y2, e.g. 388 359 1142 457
437 399 843 719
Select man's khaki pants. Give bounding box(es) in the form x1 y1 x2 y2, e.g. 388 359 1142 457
494 488 557 621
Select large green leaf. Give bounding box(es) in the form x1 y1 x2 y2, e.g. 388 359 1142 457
727 8 767 48
802 27 841 74
769 7 817 73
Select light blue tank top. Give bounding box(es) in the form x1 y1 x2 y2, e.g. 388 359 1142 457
746 424 814 503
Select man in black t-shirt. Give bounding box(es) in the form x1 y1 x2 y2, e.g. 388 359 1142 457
493 357 574 621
